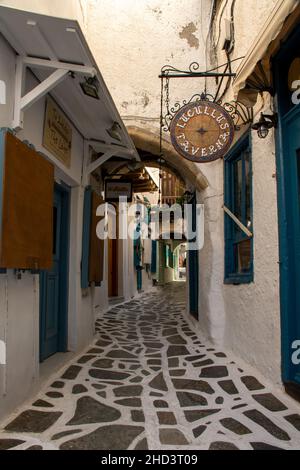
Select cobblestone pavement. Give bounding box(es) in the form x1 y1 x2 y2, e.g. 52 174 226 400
1 282 300 450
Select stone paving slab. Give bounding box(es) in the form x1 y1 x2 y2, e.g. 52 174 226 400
0 283 300 450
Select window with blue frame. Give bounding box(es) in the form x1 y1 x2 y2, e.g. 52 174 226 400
224 134 253 284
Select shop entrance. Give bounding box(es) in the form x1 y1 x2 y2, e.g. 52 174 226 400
39 184 69 361
274 25 300 397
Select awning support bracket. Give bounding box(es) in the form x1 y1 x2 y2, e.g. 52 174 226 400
82 140 136 185
12 56 97 130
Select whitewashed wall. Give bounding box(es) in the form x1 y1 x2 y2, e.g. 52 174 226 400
198 0 282 385
85 0 212 134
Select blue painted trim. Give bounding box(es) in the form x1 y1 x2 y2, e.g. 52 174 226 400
224 132 254 284
275 108 300 384
151 240 157 273
137 270 142 291
81 186 92 289
188 194 199 318
39 183 70 360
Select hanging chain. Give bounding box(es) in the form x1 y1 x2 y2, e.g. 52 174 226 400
158 76 164 206
165 76 170 116
159 76 164 155
158 75 172 206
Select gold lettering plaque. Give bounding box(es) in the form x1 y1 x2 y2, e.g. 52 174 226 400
43 98 72 167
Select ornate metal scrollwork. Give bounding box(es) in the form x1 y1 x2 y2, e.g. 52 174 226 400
162 92 217 132
161 62 202 77
162 93 253 132
189 62 201 73
160 59 253 133
160 61 235 78
218 100 254 130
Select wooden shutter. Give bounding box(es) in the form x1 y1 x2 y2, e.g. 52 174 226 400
81 187 92 288
89 191 104 286
81 187 104 288
0 131 54 270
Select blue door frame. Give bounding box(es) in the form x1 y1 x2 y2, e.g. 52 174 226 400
188 194 199 319
40 183 70 362
273 25 300 391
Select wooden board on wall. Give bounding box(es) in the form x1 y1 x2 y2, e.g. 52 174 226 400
89 191 104 285
0 132 54 270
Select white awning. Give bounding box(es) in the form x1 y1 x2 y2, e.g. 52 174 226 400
0 6 138 159
233 0 300 104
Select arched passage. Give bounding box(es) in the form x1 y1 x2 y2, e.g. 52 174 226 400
125 127 208 308
127 126 209 191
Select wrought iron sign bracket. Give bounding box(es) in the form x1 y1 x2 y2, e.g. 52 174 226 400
159 71 236 79
159 62 236 79
158 59 254 164
159 61 253 135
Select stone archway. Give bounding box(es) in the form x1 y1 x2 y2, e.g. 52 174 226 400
127 126 209 191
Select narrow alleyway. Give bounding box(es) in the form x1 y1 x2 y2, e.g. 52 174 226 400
1 283 300 450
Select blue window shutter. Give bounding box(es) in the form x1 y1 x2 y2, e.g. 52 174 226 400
224 133 253 284
151 240 157 273
137 270 142 290
81 186 92 289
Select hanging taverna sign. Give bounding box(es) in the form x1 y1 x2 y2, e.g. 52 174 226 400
170 100 235 163
160 61 253 163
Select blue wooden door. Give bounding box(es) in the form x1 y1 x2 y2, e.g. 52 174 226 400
188 195 199 318
280 106 300 387
40 185 69 361
274 25 300 393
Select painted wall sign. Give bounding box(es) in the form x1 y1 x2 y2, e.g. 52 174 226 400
170 100 235 163
43 98 72 167
105 179 133 202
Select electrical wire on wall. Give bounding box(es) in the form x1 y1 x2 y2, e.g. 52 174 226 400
228 0 236 55
208 0 237 103
213 0 229 49
201 0 215 94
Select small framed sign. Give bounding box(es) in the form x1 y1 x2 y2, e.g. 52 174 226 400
43 97 72 167
105 179 132 202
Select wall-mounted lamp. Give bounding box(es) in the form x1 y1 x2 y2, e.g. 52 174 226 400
80 76 100 100
252 113 278 139
106 122 122 141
